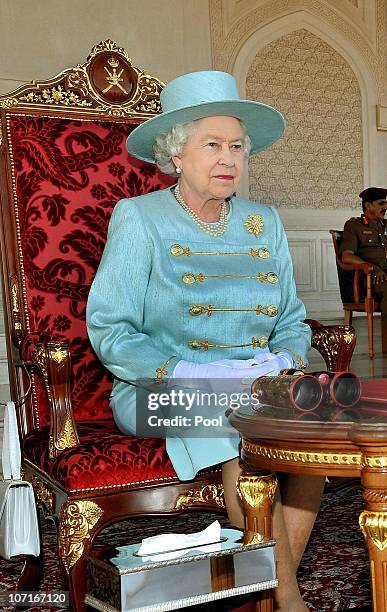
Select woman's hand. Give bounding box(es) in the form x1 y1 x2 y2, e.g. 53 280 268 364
252 351 294 372
171 352 294 394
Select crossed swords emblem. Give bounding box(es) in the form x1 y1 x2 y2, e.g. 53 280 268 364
102 60 128 94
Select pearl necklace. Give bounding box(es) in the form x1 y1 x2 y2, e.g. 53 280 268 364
174 184 228 237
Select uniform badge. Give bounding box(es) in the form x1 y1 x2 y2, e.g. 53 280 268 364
244 214 264 238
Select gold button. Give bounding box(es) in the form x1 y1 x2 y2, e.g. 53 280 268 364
266 305 278 316
266 273 278 284
253 336 268 348
182 273 195 284
258 248 270 259
189 305 205 316
171 244 183 256
188 340 203 350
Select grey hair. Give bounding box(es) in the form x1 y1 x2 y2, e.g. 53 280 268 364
153 119 252 176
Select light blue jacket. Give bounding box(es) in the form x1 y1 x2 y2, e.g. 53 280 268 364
86 187 311 480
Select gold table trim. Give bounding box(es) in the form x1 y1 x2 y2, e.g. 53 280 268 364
242 440 362 467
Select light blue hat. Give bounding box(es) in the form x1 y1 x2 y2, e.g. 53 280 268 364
126 70 285 163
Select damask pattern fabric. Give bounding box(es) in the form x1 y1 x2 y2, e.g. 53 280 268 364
22 421 178 492
8 115 173 427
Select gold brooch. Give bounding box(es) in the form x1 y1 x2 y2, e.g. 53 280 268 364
244 215 264 238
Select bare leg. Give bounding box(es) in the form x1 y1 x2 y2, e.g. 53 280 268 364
271 490 307 611
222 461 324 612
280 474 326 568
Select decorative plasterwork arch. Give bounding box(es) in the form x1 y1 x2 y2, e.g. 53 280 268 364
210 0 386 103
245 28 364 207
230 10 379 188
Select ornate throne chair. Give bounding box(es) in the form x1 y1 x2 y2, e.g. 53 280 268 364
0 41 356 612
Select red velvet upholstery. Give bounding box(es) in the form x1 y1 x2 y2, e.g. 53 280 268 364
8 115 173 427
23 420 178 492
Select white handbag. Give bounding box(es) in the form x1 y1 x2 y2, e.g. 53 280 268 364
0 401 40 559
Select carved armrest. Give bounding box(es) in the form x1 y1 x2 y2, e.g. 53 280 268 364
338 261 374 274
305 320 356 371
20 332 79 459
336 261 375 303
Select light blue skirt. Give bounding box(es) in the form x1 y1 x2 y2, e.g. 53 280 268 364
110 381 239 481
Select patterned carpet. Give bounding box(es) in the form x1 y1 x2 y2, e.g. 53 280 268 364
0 479 371 611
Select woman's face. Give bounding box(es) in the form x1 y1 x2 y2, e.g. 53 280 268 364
172 116 246 202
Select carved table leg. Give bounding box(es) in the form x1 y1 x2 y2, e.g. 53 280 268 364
237 470 278 612
358 447 387 612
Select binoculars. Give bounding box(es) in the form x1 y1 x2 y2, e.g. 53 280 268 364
252 371 361 413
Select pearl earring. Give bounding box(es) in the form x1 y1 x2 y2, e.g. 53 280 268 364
176 167 181 174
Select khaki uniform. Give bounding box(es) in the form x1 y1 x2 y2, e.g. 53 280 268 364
340 215 387 319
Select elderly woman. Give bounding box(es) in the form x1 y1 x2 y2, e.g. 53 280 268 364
86 71 324 612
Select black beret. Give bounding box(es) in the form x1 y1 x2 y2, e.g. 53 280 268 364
359 187 387 202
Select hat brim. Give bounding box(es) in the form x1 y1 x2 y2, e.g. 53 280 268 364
126 100 285 163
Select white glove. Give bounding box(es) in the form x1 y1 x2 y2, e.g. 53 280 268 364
252 351 294 374
172 358 254 380
171 352 294 394
171 358 260 393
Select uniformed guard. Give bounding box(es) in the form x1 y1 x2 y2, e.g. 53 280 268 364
340 187 387 319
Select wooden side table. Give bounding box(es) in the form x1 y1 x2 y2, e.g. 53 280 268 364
230 399 387 612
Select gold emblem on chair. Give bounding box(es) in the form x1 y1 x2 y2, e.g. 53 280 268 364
31 475 54 515
53 415 80 453
1 39 164 116
51 347 67 365
343 330 356 344
102 57 128 95
244 215 264 238
59 500 103 572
